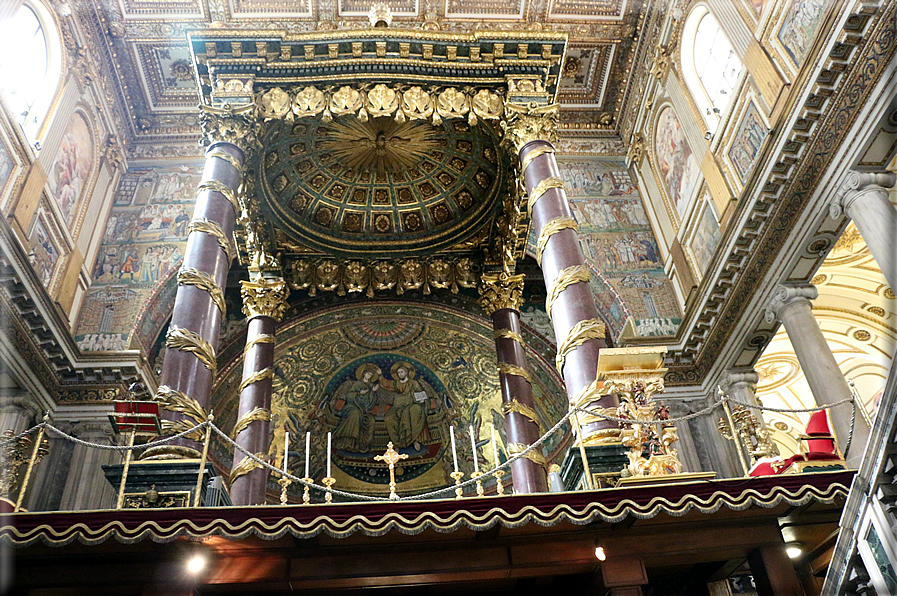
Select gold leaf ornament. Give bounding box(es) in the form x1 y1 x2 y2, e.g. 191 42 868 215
153 385 208 424
165 326 218 375
231 407 272 439
259 87 292 119
330 85 363 115
436 88 469 119
366 84 399 117
472 89 503 120
400 86 434 120
229 453 268 485
292 86 326 117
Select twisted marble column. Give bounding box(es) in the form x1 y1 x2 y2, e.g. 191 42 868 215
504 104 617 441
832 171 897 293
149 108 255 458
479 273 548 493
230 275 288 506
765 284 869 465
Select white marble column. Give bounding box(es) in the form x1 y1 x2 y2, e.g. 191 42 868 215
0 393 38 435
765 284 869 466
832 171 897 293
58 422 118 511
722 370 762 410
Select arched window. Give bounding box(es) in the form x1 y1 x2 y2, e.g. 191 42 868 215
680 6 743 133
0 3 63 144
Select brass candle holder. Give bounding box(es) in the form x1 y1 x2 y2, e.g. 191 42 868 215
322 476 335 503
494 470 505 496
301 477 313 505
470 471 484 497
278 475 292 505
450 470 464 499
374 442 409 500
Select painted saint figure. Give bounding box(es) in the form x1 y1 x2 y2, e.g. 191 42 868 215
332 363 380 452
380 361 430 450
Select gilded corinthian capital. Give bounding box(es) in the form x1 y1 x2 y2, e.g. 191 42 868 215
199 104 259 155
478 272 525 315
502 103 559 154
241 276 289 321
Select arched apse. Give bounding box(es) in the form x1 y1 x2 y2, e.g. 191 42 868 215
209 300 570 498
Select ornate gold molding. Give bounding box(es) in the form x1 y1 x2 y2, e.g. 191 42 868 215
527 177 565 213
507 442 547 467
627 133 646 167
244 333 275 353
165 327 217 376
493 328 524 345
152 385 208 442
556 318 606 374
197 180 240 214
177 267 226 317
231 407 272 440
188 218 235 264
545 265 591 315
478 272 525 315
199 104 258 155
500 398 539 427
502 102 559 154
497 362 534 385
238 367 275 393
241 277 289 321
536 216 578 266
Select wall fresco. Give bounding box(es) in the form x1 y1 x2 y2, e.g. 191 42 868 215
728 101 768 184
528 157 682 339
48 110 95 228
690 197 721 276
210 303 569 497
74 164 202 351
777 0 827 66
654 106 701 218
26 207 60 288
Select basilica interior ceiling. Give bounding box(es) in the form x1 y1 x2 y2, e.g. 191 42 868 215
72 0 650 159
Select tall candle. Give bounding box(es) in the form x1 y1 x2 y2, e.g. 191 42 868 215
491 424 499 467
449 426 459 473
283 431 289 473
304 431 311 478
469 424 479 472
326 432 332 478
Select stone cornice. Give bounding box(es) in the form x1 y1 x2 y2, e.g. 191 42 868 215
656 1 897 386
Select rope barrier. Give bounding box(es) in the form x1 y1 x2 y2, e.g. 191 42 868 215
2 390 862 504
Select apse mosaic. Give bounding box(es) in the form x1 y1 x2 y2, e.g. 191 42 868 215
211 303 569 497
74 164 202 351
527 157 681 339
258 116 505 257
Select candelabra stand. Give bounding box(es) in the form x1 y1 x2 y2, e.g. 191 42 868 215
470 471 484 497
450 471 464 499
278 475 292 505
494 470 505 496
301 477 312 504
322 476 335 503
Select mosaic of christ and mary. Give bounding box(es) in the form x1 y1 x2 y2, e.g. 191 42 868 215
323 361 444 456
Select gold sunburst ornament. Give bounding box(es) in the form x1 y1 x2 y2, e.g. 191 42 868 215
318 117 438 174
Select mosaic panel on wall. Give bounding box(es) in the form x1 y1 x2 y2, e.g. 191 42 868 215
654 106 701 220
527 157 681 339
48 110 96 230
210 303 569 498
74 164 203 351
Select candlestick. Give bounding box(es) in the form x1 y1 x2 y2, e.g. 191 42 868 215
490 424 499 467
450 470 464 499
469 424 478 473
494 470 505 496
322 476 335 503
327 431 332 478
278 475 292 505
304 431 310 478
449 426 459 473
283 431 289 473
301 477 312 505
471 470 484 497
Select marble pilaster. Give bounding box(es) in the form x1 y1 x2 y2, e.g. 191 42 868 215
58 422 118 511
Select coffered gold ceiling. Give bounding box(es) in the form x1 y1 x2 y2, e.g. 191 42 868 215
76 0 647 156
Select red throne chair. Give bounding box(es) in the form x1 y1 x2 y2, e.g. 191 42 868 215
749 410 847 476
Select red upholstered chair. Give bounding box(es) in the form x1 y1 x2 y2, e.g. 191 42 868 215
798 410 840 460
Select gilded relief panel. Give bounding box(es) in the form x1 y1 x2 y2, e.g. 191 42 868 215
210 303 569 497
229 0 313 17
547 0 626 20
444 0 525 19
74 164 202 351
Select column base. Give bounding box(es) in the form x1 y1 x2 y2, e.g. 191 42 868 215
102 460 225 508
559 443 629 490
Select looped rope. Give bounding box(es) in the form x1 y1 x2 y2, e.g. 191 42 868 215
43 421 210 451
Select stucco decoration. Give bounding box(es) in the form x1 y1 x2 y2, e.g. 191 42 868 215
210 302 569 498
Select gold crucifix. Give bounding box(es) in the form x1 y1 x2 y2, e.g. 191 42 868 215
374 442 409 500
